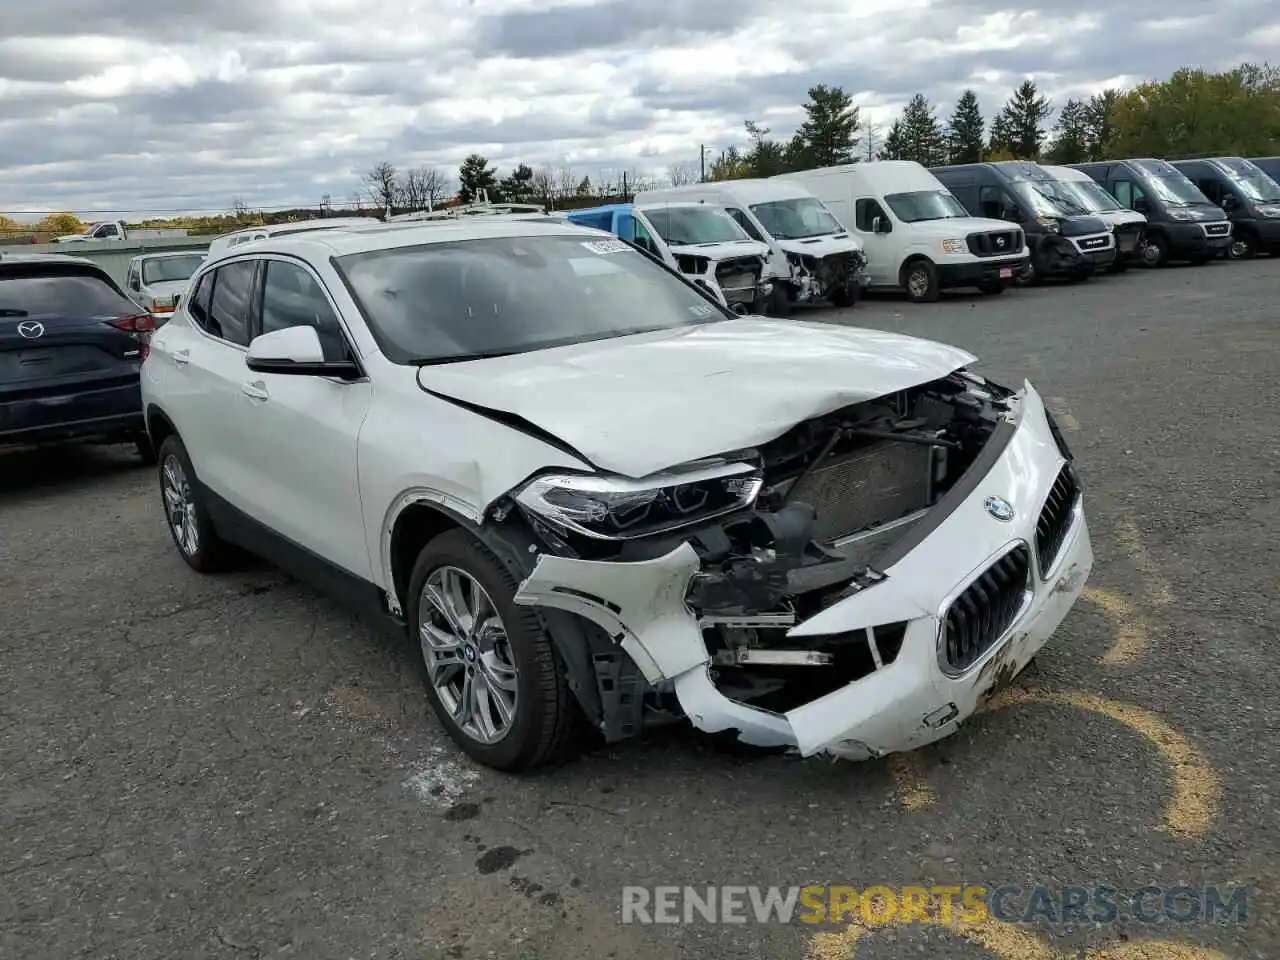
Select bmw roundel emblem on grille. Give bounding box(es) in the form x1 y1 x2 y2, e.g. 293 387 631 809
984 495 1015 521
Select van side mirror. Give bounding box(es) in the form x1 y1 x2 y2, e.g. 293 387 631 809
1000 205 1020 222
871 216 891 234
1132 197 1151 214
1222 195 1240 212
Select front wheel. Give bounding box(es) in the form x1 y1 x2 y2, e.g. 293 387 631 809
156 435 241 573
1228 234 1257 259
407 529 581 771
902 259 940 303
1140 236 1168 267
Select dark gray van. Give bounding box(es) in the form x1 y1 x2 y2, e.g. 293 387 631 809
1249 157 1280 182
930 161 1115 283
1170 157 1280 259
1069 159 1231 266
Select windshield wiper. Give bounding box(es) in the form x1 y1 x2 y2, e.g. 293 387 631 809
412 348 524 366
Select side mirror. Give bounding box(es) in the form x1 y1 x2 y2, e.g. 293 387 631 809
246 325 357 377
1132 197 1151 214
871 216 891 234
1001 205 1020 222
1222 195 1240 212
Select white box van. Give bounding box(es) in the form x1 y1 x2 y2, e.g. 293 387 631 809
636 181 869 312
773 161 1030 302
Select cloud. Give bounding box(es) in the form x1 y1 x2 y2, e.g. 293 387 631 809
0 0 1275 218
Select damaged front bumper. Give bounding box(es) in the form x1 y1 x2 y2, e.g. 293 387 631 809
512 385 1093 761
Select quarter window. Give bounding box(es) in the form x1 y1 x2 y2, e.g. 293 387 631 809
205 260 256 346
260 260 350 361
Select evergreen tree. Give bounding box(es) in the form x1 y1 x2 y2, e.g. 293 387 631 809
946 89 985 163
497 163 535 203
796 84 861 167
878 120 905 160
994 80 1053 159
458 154 498 203
1047 98 1091 163
744 120 791 176
895 94 948 166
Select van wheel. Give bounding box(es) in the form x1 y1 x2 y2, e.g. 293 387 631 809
1140 235 1168 267
902 259 940 303
407 529 582 772
1229 232 1257 259
977 279 1005 295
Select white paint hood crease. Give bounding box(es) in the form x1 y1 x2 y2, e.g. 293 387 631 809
416 316 976 479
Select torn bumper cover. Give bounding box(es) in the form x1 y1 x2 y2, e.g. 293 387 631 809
512 385 1093 760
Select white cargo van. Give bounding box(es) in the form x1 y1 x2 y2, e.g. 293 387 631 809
635 180 869 312
773 161 1030 302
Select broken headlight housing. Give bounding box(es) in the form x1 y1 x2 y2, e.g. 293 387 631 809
515 459 763 540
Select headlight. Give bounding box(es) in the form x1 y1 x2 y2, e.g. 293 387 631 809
515 460 763 541
941 238 964 254
1168 210 1195 221
1035 217 1061 234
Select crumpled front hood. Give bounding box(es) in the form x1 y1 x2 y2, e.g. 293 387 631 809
775 233 864 256
416 317 976 478
665 239 770 262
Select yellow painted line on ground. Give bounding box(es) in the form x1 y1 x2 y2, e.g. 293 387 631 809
1082 586 1150 666
806 913 1231 959
886 754 937 811
1114 516 1175 605
982 688 1220 840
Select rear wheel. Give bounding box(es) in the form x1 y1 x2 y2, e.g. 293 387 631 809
407 529 582 771
902 259 940 303
157 435 241 573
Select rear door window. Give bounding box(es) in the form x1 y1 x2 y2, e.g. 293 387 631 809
0 267 137 318
205 261 256 346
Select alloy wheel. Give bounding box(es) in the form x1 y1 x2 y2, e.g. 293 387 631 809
907 267 929 299
419 566 518 745
161 454 199 557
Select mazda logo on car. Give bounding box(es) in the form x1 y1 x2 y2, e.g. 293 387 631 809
16 321 45 339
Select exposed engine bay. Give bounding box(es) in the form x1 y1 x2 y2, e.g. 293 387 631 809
788 249 869 302
496 370 1020 736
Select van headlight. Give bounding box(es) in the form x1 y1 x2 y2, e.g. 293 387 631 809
515 460 763 540
941 238 964 254
1168 210 1196 221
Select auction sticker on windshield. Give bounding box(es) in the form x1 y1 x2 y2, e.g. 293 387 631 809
581 238 633 255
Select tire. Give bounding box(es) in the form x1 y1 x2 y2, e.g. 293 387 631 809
157 435 241 573
902 259 940 303
766 283 793 318
407 529 581 772
1228 232 1257 260
1140 235 1168 268
1015 255 1041 287
977 279 1005 295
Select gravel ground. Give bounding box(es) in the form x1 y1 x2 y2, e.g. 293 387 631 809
2 259 1277 960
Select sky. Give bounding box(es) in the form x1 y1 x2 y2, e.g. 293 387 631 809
1 0 1277 220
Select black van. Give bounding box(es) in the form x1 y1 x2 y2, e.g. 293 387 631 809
1170 157 1280 259
1249 157 1280 182
930 161 1115 283
1069 159 1232 266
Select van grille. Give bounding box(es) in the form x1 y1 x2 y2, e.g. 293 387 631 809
1202 222 1231 237
714 256 763 304
966 230 1022 257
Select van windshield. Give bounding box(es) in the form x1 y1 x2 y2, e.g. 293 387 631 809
1008 183 1073 218
884 191 968 222
1021 179 1090 216
1222 170 1280 202
1140 174 1210 206
642 206 749 245
748 197 844 239
1055 179 1125 213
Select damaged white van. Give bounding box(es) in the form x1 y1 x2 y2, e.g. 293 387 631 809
141 217 1094 772
637 181 869 312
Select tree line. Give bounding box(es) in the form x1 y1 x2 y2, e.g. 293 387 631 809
710 61 1280 179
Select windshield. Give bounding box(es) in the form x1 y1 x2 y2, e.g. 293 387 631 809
1142 174 1210 206
141 255 204 284
884 190 969 223
1007 182 1072 218
334 235 731 365
1023 179 1091 216
1056 179 1123 213
642 207 748 245
1224 171 1280 202
748 197 844 239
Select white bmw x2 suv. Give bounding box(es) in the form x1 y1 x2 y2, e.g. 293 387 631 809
141 217 1093 772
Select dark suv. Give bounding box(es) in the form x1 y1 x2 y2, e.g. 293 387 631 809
1 253 156 461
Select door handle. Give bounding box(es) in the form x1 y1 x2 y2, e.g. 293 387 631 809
241 380 269 401
172 349 190 366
